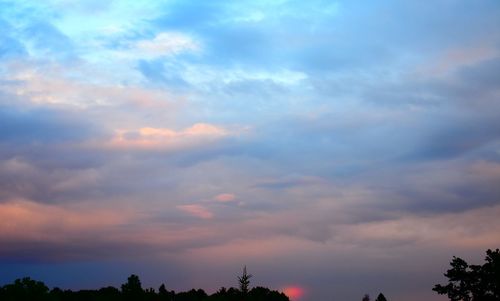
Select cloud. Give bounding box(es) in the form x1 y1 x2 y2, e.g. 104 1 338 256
254 174 326 190
0 36 26 58
335 203 500 250
132 32 200 58
213 193 235 202
136 59 188 86
109 123 230 150
176 204 214 219
22 21 74 58
418 46 499 77
0 62 177 108
1 1 500 300
0 199 132 237
0 104 104 145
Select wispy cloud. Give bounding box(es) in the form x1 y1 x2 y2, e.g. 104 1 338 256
213 193 236 202
177 204 214 219
109 123 231 150
132 32 200 58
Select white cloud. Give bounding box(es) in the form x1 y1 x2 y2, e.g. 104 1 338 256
132 32 200 59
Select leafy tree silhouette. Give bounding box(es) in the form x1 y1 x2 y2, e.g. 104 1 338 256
121 274 144 301
433 248 500 300
362 293 370 301
1 277 49 301
238 266 253 295
176 288 208 301
159 283 176 301
375 292 387 301
209 287 241 301
159 284 168 295
98 286 121 301
249 287 289 301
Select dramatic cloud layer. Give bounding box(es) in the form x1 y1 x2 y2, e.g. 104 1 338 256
1 1 500 300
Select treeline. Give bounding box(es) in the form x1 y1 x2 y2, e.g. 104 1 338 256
0 271 289 301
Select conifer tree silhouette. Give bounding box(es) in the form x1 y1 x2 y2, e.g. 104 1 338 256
238 266 253 294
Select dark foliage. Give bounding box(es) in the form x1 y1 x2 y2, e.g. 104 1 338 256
1 277 49 301
121 274 143 301
248 286 289 301
207 287 240 301
433 248 500 301
375 293 387 301
0 271 290 301
175 289 208 301
238 265 253 295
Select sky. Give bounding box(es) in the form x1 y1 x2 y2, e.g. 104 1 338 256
0 0 500 300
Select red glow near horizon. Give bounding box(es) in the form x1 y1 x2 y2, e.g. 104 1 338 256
282 286 305 300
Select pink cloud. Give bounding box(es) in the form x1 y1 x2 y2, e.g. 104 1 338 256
108 123 229 150
177 204 214 219
0 200 135 241
214 193 236 202
417 46 498 77
2 62 175 108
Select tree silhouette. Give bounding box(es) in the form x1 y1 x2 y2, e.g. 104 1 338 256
375 293 387 301
98 286 121 301
121 274 144 301
159 283 175 301
176 288 207 301
159 284 168 295
249 287 289 301
433 248 500 300
362 293 370 301
0 271 290 301
1 277 49 301
238 266 253 294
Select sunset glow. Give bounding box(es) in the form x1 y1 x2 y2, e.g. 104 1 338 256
283 286 305 300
